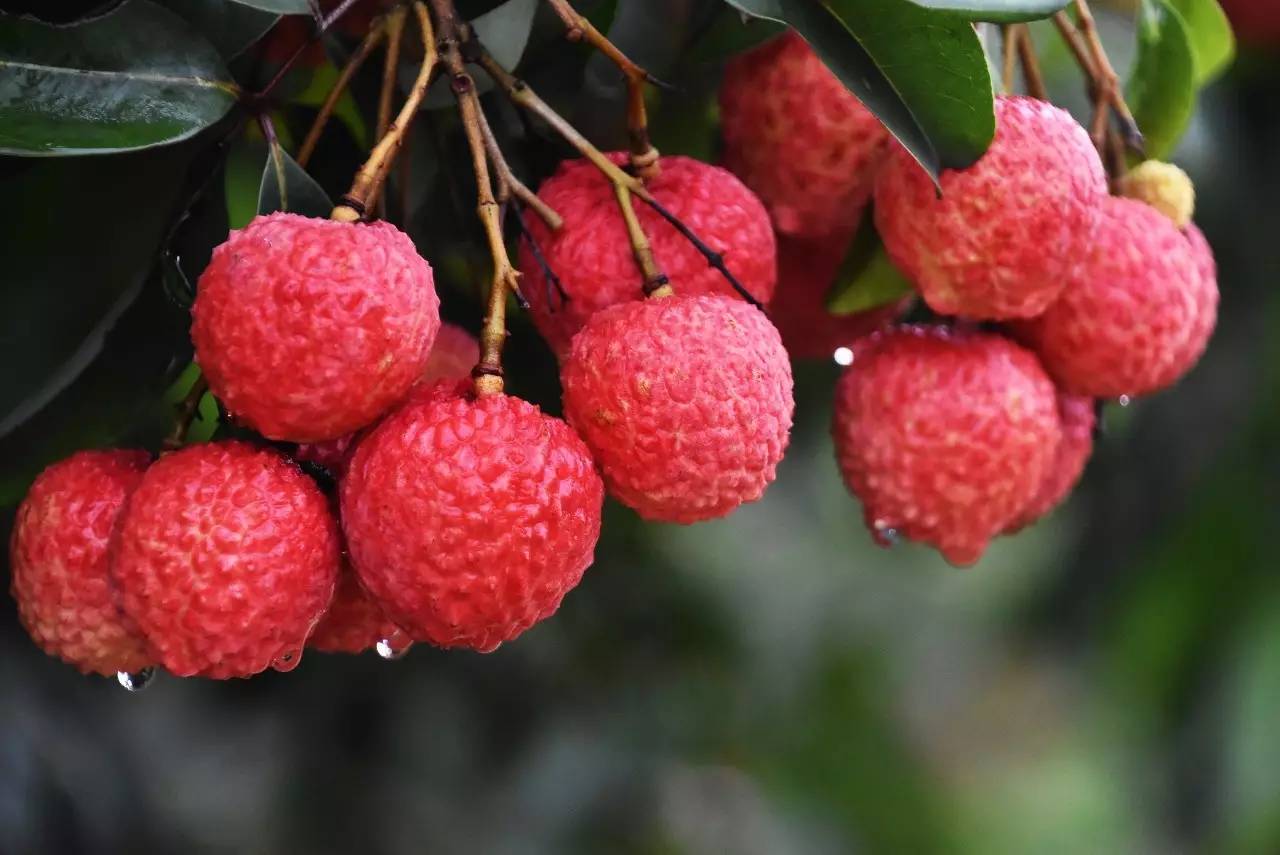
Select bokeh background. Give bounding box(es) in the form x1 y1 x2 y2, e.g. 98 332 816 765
2 2 1278 853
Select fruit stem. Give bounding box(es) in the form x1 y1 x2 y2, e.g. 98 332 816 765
431 0 521 396
370 5 409 219
475 101 564 230
1054 3 1143 160
1014 24 1047 101
297 18 388 167
512 204 571 310
331 2 439 223
1000 25 1018 96
542 0 663 181
163 374 209 452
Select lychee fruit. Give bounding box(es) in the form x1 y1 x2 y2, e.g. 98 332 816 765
340 386 604 652
719 31 889 240
769 231 911 360
1118 160 1195 228
831 326 1061 565
1003 393 1095 533
192 212 440 442
561 294 794 523
111 441 340 678
1220 0 1280 45
1010 196 1219 399
875 95 1107 320
9 450 153 676
517 154 776 356
307 565 402 655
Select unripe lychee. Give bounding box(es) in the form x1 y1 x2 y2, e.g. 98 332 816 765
293 322 479 475
308 565 401 655
192 212 440 442
831 326 1061 565
561 294 794 523
719 31 890 240
9 450 153 676
1010 196 1218 398
340 386 604 652
875 95 1107 320
769 232 910 360
1003 393 1095 533
111 441 340 678
517 154 776 356
1118 160 1195 228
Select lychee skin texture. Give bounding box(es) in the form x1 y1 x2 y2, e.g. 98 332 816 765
192 212 440 442
111 441 340 678
517 154 776 356
9 450 153 676
307 565 401 655
875 95 1107 320
1010 197 1219 399
340 388 604 652
1004 393 1095 533
1118 160 1195 228
720 31 889 240
831 326 1061 566
769 232 910 360
561 294 795 523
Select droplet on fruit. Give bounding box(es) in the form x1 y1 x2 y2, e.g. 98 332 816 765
1118 395 1132 407
271 649 303 672
375 631 412 661
833 346 854 366
117 668 156 692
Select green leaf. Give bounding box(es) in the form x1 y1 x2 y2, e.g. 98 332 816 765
1168 0 1235 84
723 0 995 180
0 0 239 156
686 6 786 62
901 0 1068 22
258 140 333 217
159 0 281 59
826 217 916 315
1126 0 1196 159
227 0 309 12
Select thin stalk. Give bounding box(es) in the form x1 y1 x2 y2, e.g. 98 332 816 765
297 19 388 167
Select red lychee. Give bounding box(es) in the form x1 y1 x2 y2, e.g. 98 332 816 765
192 212 440 442
111 441 340 678
1003 393 1095 533
769 231 911 360
561 294 794 523
719 30 889 240
1010 197 1218 399
1220 0 1280 45
9 450 153 676
875 95 1107 320
831 326 1061 566
307 565 402 655
340 386 604 652
517 154 776 356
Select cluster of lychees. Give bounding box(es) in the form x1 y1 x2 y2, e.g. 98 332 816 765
720 33 1218 565
9 26 1219 682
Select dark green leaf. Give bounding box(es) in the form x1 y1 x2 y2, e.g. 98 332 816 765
1168 0 1235 84
723 0 995 180
159 0 281 59
902 0 1068 22
0 0 239 156
826 216 915 315
227 0 309 13
685 5 785 62
1126 0 1196 159
259 140 333 217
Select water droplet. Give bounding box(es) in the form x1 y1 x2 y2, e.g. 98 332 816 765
272 649 303 672
870 519 901 548
1118 394 1132 407
376 630 412 660
833 346 854 367
117 667 156 692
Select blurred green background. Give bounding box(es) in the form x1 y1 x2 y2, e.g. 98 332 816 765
2 2 1278 853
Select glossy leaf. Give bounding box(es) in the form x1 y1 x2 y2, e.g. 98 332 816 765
227 0 309 12
1126 0 1196 159
159 0 281 58
0 0 239 156
259 141 333 217
723 0 995 180
902 0 1068 22
1168 0 1235 84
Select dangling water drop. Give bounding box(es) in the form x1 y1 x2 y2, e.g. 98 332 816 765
376 630 412 661
833 346 854 367
272 649 303 673
870 519 901 548
117 667 156 692
1118 394 1132 407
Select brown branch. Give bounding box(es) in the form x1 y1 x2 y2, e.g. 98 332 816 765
1060 1 1143 155
431 0 521 396
1014 24 1047 101
297 19 388 167
331 2 439 223
163 374 209 451
1001 25 1018 96
474 104 563 230
542 0 661 181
